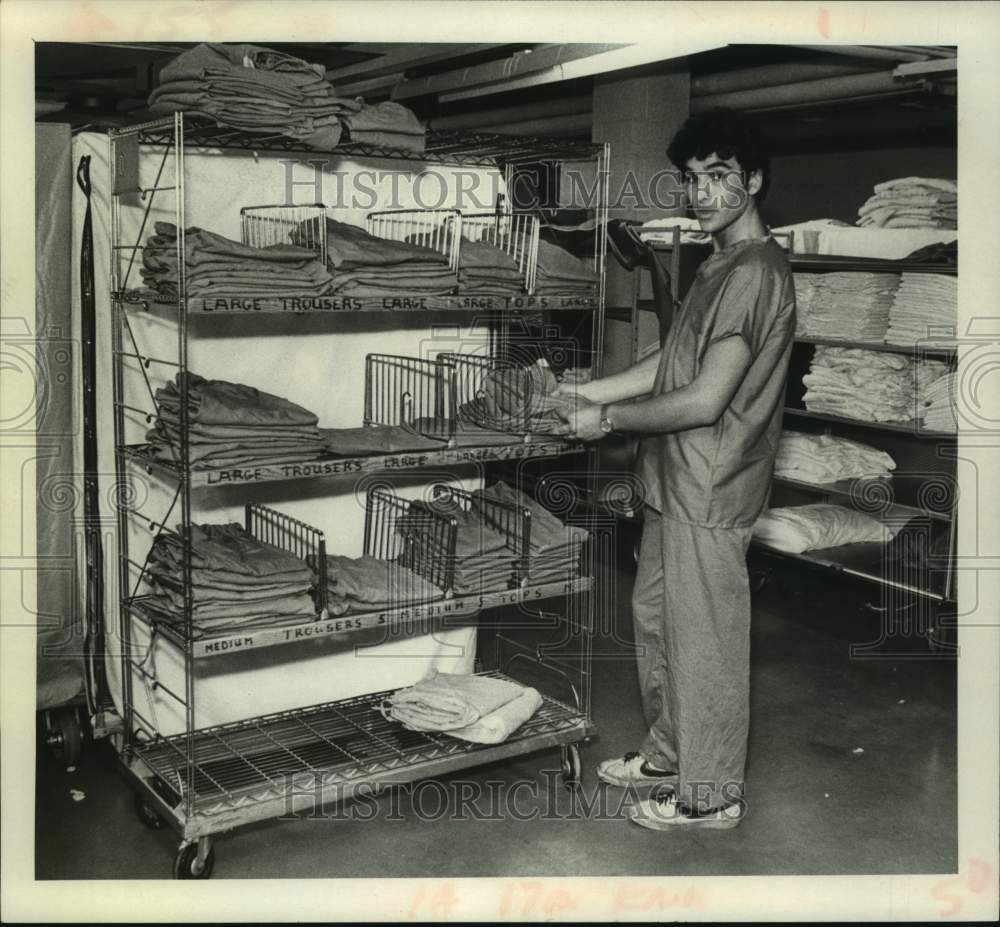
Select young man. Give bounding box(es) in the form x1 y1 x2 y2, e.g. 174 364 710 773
555 108 796 830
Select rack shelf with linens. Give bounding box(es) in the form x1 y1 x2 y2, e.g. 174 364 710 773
106 112 610 876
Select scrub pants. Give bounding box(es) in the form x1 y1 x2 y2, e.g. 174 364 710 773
632 508 753 812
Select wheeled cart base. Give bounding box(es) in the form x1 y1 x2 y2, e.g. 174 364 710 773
123 671 592 878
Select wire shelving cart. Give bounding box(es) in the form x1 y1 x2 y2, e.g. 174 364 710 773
106 112 610 877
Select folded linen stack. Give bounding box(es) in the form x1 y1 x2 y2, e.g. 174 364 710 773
320 425 447 456
802 346 949 424
456 238 526 296
473 481 589 584
146 522 317 630
456 359 570 435
885 273 957 346
793 272 899 341
318 218 456 297
401 497 521 595
775 431 897 484
857 177 957 230
340 100 426 154
380 671 543 745
322 554 444 616
919 370 959 433
533 240 599 296
752 504 897 554
148 43 363 150
141 222 333 299
146 372 326 469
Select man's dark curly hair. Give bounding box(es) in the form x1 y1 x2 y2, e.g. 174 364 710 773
667 108 772 201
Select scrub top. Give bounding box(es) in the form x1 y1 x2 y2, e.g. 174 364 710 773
637 236 796 528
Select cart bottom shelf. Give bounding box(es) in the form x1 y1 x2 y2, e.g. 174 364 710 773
127 671 592 838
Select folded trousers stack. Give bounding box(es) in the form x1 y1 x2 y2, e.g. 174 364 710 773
142 222 333 299
323 554 444 616
146 522 317 631
474 481 588 583
319 218 456 297
147 372 326 469
533 239 599 296
148 43 363 150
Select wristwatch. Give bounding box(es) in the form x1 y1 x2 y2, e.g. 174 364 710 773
599 404 615 434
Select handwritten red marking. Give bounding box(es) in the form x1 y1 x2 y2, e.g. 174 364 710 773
818 7 831 38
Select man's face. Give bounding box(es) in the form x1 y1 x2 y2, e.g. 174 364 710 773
682 152 762 234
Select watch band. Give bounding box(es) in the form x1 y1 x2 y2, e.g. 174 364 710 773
600 404 614 434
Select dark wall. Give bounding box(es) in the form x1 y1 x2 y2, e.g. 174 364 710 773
762 145 958 227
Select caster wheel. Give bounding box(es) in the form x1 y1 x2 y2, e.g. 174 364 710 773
46 707 82 767
134 793 165 830
560 744 582 791
173 843 215 880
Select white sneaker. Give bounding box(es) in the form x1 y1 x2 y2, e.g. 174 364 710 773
629 793 743 830
596 751 677 788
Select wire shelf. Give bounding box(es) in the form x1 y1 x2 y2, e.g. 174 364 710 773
110 114 607 167
130 671 592 816
459 212 540 295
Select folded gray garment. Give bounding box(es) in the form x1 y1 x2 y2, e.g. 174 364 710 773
147 434 323 465
151 580 313 609
324 554 444 615
475 481 589 551
321 218 449 270
159 43 326 85
153 523 315 580
457 239 522 273
329 278 456 298
156 371 319 427
342 101 425 136
407 417 523 447
156 421 322 442
321 425 446 456
535 240 598 283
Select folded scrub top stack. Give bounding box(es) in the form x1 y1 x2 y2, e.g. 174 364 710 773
146 372 326 469
147 43 364 149
322 554 444 616
856 177 957 230
793 272 899 341
456 361 570 436
317 218 455 297
885 274 958 346
533 239 599 296
339 100 427 155
919 370 959 433
141 222 333 299
753 504 898 554
400 497 520 596
473 482 588 584
456 238 526 296
801 346 949 424
775 432 897 484
320 424 447 457
145 523 317 631
380 671 543 745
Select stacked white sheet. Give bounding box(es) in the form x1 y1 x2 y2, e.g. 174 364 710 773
793 271 898 341
802 346 950 424
753 504 897 554
775 431 896 484
919 370 959 433
857 177 957 230
885 273 957 346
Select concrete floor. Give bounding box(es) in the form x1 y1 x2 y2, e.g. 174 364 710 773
35 554 957 879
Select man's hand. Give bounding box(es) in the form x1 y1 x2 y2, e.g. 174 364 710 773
552 396 605 442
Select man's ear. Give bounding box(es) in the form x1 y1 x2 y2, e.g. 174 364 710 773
746 169 763 197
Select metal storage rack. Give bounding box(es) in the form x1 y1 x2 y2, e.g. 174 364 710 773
640 237 958 646
106 112 609 877
764 255 958 652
